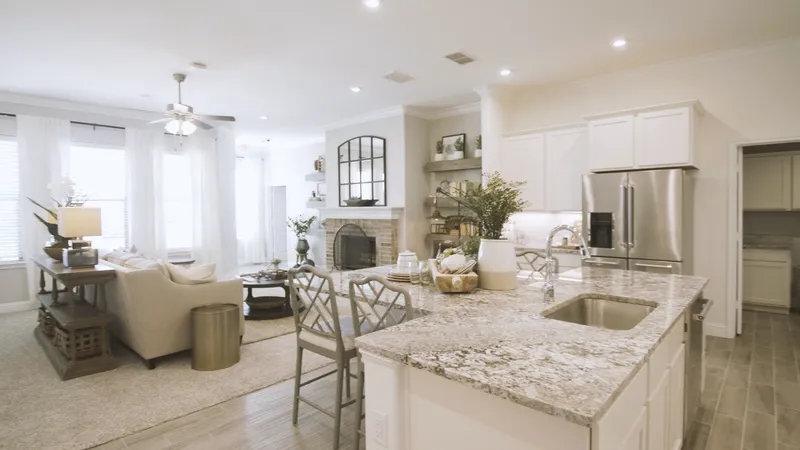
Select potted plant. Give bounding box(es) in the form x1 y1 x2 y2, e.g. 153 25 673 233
461 172 527 290
475 135 482 158
450 136 465 160
288 215 316 264
434 140 445 162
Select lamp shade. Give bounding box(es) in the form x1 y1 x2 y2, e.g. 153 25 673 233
58 207 102 238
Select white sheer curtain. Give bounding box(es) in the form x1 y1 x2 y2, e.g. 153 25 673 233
188 126 238 277
125 128 167 260
17 116 70 300
236 154 268 264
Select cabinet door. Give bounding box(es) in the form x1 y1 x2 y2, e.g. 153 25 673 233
588 115 635 172
622 406 648 450
634 107 693 168
668 344 686 450
792 155 800 210
743 155 792 210
742 260 791 307
500 134 545 210
647 369 670 450
545 127 588 211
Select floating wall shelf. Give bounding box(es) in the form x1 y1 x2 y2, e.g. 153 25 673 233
424 157 482 173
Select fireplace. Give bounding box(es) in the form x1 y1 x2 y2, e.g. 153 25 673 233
325 218 398 269
333 224 377 270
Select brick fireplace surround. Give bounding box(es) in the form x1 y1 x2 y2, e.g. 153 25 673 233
325 218 399 268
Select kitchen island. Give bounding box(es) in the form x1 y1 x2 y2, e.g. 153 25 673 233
338 266 708 450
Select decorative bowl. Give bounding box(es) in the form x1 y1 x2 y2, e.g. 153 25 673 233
344 198 379 207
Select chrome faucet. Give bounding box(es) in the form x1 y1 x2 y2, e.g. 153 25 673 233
542 225 591 300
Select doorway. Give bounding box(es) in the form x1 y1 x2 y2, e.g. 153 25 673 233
731 138 800 335
270 186 288 262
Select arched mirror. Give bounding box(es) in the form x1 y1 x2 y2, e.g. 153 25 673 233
338 136 386 206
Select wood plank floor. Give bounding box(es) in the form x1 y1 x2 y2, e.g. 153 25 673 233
96 310 800 450
91 363 364 450
685 311 800 450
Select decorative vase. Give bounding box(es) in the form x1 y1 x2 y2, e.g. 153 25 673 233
43 240 68 262
296 238 310 255
477 239 518 290
475 149 482 158
434 153 444 162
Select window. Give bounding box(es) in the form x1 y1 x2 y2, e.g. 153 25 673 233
0 136 21 262
338 136 386 206
163 152 194 253
69 145 127 250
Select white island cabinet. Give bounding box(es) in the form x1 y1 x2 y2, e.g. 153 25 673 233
360 316 687 450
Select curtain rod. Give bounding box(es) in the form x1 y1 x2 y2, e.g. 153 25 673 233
71 120 125 131
0 113 15 118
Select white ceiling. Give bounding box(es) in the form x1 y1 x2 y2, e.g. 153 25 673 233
1 0 798 147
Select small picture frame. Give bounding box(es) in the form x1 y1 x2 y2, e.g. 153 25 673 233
442 134 466 160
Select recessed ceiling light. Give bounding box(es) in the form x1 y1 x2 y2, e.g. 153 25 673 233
259 116 268 120
500 69 512 77
363 0 380 8
350 86 362 93
611 38 628 49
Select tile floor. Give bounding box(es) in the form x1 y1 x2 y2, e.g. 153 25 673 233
685 310 800 450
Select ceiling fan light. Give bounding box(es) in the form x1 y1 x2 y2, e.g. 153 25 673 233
165 119 181 134
180 120 197 135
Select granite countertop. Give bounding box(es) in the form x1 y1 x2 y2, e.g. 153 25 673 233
335 266 707 427
516 245 581 255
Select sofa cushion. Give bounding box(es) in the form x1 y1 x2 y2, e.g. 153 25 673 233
124 257 169 278
104 250 141 265
166 263 217 285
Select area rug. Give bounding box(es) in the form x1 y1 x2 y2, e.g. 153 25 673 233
0 310 328 450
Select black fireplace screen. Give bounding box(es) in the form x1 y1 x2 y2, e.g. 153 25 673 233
333 224 377 270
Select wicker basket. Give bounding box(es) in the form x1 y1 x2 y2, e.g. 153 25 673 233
37 307 55 337
53 325 102 360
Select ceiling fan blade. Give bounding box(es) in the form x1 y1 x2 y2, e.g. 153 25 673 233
191 118 214 130
147 118 172 124
199 114 236 122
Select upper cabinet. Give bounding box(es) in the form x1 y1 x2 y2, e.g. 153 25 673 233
587 101 702 173
588 115 634 171
743 154 792 211
499 133 545 211
792 155 800 210
500 125 587 212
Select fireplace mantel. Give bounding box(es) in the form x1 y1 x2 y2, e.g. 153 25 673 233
318 207 404 220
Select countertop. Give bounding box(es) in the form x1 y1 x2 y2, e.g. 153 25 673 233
516 245 581 255
338 266 708 427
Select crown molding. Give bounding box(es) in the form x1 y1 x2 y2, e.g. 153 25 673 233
323 105 406 131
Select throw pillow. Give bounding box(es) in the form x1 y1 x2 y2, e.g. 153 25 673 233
123 257 169 278
166 263 217 285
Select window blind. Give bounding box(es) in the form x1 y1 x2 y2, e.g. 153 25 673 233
0 137 21 262
163 152 194 252
69 145 127 250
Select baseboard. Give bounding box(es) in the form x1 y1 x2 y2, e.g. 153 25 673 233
0 299 38 314
705 322 729 338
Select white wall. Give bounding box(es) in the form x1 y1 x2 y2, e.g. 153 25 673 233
498 37 800 337
404 115 430 257
268 141 326 264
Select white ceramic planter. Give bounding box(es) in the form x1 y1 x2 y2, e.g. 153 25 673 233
446 151 465 161
474 149 482 158
477 239 518 290
434 153 444 162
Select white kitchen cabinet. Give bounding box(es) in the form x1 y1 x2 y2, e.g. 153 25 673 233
588 115 635 171
743 248 791 310
647 369 670 450
545 127 588 211
668 344 686 450
635 107 693 168
792 155 800 210
587 102 702 172
500 133 545 210
622 407 648 450
743 155 792 211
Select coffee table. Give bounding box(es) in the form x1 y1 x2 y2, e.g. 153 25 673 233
240 276 293 320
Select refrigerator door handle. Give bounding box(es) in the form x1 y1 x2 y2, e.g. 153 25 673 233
628 185 635 248
585 260 623 266
619 184 628 249
634 262 674 270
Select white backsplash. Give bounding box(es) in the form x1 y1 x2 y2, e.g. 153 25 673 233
506 212 583 249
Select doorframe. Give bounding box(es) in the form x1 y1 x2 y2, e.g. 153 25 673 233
728 136 800 336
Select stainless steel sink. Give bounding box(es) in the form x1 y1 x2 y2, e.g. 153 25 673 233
543 296 656 330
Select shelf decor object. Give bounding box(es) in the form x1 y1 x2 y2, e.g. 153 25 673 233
434 140 445 162
338 135 386 206
475 135 483 158
442 133 466 161
287 215 316 266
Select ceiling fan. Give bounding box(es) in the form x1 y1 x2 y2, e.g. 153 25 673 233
148 73 235 136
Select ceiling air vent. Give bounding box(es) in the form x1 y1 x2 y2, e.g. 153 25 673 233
444 52 475 65
383 71 414 84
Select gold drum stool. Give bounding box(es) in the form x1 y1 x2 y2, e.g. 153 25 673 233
191 304 240 371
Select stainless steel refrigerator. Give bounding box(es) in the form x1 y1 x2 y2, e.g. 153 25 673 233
581 169 693 275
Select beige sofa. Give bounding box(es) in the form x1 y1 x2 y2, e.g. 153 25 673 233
100 259 244 368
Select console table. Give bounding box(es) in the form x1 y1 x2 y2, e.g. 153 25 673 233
32 255 117 380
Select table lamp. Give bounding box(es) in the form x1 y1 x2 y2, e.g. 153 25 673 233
58 207 102 267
